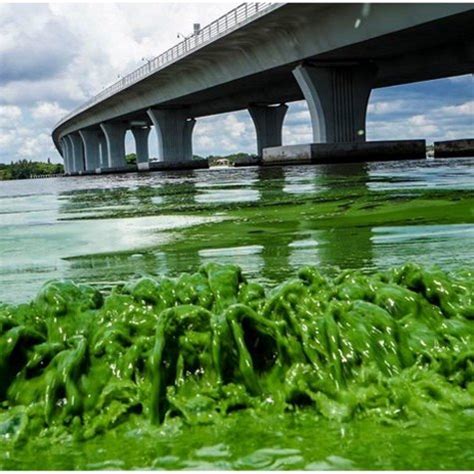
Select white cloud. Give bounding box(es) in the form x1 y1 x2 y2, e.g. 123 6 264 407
282 102 313 144
31 101 68 125
0 3 240 163
0 4 78 85
21 132 53 159
194 110 256 156
438 100 474 116
367 100 407 115
0 105 21 128
0 130 17 150
0 79 86 108
408 115 431 126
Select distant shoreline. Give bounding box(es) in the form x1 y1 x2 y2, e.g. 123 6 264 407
0 160 64 181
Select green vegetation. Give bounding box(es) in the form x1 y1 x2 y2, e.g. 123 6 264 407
70 151 255 169
0 160 64 180
124 153 137 165
0 262 473 469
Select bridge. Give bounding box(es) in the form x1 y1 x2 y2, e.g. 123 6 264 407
52 3 474 174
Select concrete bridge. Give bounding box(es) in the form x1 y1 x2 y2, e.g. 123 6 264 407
52 3 474 174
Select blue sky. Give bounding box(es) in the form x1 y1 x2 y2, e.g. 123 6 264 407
0 3 472 164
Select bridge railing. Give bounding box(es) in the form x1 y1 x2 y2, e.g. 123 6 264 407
56 2 280 128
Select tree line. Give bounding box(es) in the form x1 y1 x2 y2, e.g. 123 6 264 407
0 152 256 180
0 160 64 180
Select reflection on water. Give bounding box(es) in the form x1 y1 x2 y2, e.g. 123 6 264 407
199 245 265 275
315 163 374 271
372 223 474 269
0 158 472 303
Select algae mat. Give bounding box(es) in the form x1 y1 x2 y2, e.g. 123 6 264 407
1 262 473 469
0 159 473 469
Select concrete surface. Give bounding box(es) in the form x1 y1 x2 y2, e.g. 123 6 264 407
434 139 474 158
262 140 427 165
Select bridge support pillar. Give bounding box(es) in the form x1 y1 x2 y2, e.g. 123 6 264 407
64 141 72 174
68 133 85 173
79 130 101 171
100 122 127 168
293 63 377 143
147 109 195 162
131 126 151 169
63 136 74 173
98 133 109 169
60 138 70 174
249 104 288 156
65 141 74 175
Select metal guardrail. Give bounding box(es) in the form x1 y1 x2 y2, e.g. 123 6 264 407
55 2 281 129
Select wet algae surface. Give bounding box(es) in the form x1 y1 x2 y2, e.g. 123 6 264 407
0 159 474 469
1 262 474 469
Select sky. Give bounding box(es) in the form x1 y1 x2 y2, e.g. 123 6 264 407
0 2 472 164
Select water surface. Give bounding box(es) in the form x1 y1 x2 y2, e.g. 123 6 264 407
1 158 472 304
0 158 473 470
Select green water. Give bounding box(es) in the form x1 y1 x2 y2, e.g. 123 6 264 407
0 159 473 469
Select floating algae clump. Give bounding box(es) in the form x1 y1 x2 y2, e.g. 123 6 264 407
0 263 473 442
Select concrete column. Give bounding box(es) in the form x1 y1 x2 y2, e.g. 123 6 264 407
59 139 65 173
64 139 72 174
293 63 377 143
60 138 69 174
249 104 288 156
79 130 101 171
65 141 74 174
131 126 151 170
184 118 196 161
63 136 74 173
69 133 85 173
98 133 109 168
58 138 65 160
147 109 195 162
100 122 127 168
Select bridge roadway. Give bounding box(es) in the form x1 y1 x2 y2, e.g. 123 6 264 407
52 3 474 174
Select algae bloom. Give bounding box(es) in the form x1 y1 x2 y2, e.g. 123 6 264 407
0 262 473 448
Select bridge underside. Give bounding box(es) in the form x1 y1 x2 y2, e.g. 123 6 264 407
105 16 473 124
54 3 474 173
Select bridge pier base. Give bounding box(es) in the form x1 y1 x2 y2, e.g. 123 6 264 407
68 133 85 173
248 104 288 157
100 122 127 168
131 126 151 170
147 109 195 162
293 63 377 143
79 130 101 171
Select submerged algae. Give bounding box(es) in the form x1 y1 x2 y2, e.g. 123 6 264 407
0 262 473 447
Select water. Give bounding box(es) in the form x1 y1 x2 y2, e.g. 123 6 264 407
3 413 474 470
0 158 473 470
1 159 472 304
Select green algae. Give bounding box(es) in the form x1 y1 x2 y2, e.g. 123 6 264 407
59 179 474 223
56 168 474 294
1 262 473 457
2 162 474 469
